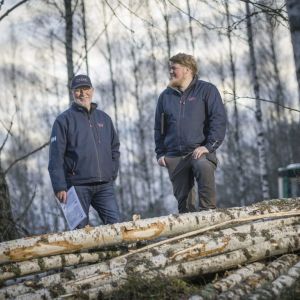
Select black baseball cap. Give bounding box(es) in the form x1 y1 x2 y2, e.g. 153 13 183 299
70 74 93 89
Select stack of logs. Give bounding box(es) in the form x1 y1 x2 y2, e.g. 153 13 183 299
0 198 300 299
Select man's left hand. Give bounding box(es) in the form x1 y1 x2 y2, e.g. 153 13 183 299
192 146 209 159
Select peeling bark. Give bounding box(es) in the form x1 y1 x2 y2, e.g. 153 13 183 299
218 254 299 299
0 250 122 282
57 238 300 300
0 198 298 265
188 262 265 300
4 221 300 299
247 259 300 300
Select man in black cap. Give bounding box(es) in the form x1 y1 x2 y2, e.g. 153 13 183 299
48 74 121 228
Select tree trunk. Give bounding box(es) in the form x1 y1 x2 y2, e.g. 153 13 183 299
102 0 125 211
130 45 152 207
0 198 299 264
246 2 270 199
2 215 300 299
81 0 89 76
64 0 74 104
186 0 195 55
225 0 246 205
218 254 299 299
17 235 300 300
0 250 123 282
247 259 300 299
0 167 19 242
286 0 300 102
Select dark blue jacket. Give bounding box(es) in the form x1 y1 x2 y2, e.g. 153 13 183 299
154 77 226 159
48 102 120 193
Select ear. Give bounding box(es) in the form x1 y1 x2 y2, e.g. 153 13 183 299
184 67 192 75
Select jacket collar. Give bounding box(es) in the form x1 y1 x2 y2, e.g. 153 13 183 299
71 101 97 113
168 75 198 95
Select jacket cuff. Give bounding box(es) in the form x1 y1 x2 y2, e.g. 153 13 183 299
156 153 165 160
204 142 219 153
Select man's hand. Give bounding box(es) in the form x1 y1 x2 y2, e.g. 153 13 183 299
192 146 209 159
56 191 67 204
158 156 167 167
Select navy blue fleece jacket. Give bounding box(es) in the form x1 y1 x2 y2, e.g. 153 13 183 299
48 102 120 193
154 77 226 159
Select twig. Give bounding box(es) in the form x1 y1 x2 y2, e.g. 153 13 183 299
15 186 37 223
0 0 29 22
224 92 300 113
104 0 134 33
0 117 14 153
4 141 50 175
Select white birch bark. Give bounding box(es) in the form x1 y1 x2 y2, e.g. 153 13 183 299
286 0 300 101
55 237 300 300
246 1 270 199
218 254 299 299
2 217 299 292
1 198 299 265
0 250 122 282
4 221 300 299
247 259 300 300
188 262 265 300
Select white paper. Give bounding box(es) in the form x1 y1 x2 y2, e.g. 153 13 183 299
60 186 87 230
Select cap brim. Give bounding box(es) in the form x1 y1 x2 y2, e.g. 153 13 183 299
71 83 93 89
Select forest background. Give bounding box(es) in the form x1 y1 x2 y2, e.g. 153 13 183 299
0 0 299 242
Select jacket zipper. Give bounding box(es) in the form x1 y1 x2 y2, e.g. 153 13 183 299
178 95 185 152
88 112 102 180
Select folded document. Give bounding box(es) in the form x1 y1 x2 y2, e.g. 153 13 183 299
59 186 87 230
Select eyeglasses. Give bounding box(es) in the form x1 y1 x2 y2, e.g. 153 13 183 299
73 87 92 93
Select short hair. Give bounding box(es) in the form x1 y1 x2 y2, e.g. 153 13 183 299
169 53 198 76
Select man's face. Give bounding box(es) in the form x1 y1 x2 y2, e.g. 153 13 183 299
169 63 190 87
72 86 94 109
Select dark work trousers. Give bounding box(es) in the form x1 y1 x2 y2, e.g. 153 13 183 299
74 182 120 228
165 153 217 213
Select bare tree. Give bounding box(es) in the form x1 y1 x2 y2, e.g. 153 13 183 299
246 1 270 199
286 0 300 101
81 0 89 75
101 0 125 211
64 0 74 103
225 0 246 206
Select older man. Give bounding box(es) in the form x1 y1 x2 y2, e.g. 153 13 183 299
48 74 120 227
154 53 226 213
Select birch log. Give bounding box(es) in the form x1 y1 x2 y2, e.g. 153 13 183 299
0 198 299 264
7 225 300 299
218 254 299 299
247 259 300 300
55 237 300 300
0 250 123 282
2 217 299 298
188 262 265 300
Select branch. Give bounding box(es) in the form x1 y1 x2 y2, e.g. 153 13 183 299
167 0 218 31
104 0 134 33
117 0 163 33
0 117 14 153
224 92 300 113
0 0 29 22
4 141 50 175
238 0 288 22
15 186 37 223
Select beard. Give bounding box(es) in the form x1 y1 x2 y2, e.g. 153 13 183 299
169 77 183 88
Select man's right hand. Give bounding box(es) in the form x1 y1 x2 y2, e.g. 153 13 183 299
158 156 167 167
56 191 67 204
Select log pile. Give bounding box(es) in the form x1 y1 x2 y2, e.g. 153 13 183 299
0 198 300 299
